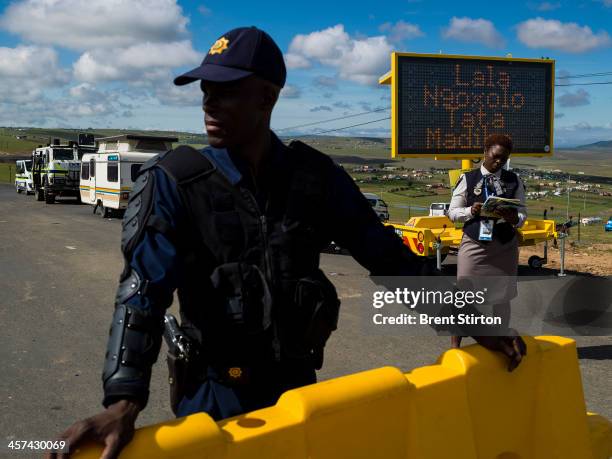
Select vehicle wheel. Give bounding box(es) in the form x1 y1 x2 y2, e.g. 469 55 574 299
101 205 110 218
16 187 22 194
36 188 44 201
45 188 54 204
528 255 543 269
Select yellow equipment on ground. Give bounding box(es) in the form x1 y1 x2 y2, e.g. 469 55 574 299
387 215 559 265
73 336 611 459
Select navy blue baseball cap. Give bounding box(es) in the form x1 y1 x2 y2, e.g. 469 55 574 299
174 26 286 88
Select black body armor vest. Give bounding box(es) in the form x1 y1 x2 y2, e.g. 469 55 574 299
154 141 340 370
462 168 519 244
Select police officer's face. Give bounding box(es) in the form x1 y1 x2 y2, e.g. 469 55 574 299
201 76 277 149
483 144 510 173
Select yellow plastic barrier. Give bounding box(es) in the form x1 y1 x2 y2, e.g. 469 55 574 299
74 336 611 459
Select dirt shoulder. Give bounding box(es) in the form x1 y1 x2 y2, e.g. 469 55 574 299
519 243 612 276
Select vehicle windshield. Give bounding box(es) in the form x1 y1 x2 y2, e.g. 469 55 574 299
24 160 32 171
431 204 445 209
367 199 377 207
52 148 76 161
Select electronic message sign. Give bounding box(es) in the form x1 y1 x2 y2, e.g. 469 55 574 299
387 53 555 158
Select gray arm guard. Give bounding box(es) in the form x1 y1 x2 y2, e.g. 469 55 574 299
102 270 164 408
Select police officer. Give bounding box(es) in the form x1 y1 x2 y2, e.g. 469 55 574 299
50 27 526 459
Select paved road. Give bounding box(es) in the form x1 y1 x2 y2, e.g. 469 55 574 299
0 183 610 449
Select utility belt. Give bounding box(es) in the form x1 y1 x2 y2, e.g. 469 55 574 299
163 267 340 413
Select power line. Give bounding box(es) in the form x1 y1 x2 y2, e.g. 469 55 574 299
555 81 612 87
295 117 391 136
276 107 390 132
282 78 612 136
556 71 612 80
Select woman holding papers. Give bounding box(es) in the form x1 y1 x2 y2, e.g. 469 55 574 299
448 134 527 348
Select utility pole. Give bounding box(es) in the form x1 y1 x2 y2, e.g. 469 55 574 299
566 174 570 220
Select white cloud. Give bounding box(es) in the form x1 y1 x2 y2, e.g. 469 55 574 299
69 83 105 101
287 25 393 85
0 45 66 82
554 122 612 147
556 69 571 83
517 18 611 53
529 1 561 11
154 83 202 106
442 17 505 48
0 0 189 51
0 45 68 103
379 20 424 43
333 101 351 109
73 41 200 82
280 85 301 99
284 53 312 69
198 5 211 15
557 89 590 107
314 75 337 89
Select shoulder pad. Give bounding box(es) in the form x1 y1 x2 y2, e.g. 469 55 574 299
138 150 168 175
157 145 215 184
287 139 335 169
288 139 330 158
121 168 155 258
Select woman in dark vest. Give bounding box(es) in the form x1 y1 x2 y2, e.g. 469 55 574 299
448 134 527 348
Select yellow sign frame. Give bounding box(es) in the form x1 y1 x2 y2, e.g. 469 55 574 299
380 52 556 159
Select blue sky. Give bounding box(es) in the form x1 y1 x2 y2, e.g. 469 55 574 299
0 0 611 146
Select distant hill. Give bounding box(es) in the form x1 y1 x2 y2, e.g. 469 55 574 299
574 140 612 150
554 148 611 161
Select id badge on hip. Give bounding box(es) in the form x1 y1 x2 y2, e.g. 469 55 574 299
479 219 494 241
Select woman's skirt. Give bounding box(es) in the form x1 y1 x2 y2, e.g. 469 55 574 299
457 233 519 302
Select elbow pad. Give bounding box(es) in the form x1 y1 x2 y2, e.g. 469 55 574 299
102 275 164 408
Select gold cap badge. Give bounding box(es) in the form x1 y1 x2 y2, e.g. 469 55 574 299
209 37 229 55
228 367 242 379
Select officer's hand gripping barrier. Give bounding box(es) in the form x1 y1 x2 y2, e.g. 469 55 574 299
74 336 612 459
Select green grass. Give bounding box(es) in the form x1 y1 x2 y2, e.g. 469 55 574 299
0 132 42 154
0 163 16 183
0 127 209 155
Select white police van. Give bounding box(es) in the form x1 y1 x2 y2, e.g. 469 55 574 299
363 193 389 222
14 159 33 194
80 135 177 218
429 202 450 216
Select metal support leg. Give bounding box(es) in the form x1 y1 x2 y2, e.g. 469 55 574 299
558 234 567 277
435 242 442 271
